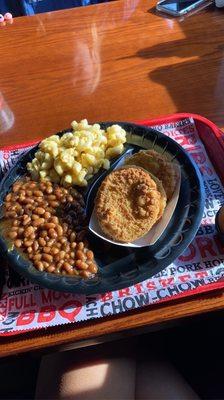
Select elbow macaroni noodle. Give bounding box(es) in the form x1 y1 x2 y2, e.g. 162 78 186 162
27 119 127 187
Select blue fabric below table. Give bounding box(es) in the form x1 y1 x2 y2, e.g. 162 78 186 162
0 0 108 16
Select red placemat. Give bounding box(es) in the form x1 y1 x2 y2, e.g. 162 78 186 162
0 113 224 336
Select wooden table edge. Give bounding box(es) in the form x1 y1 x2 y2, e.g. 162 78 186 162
1 289 224 358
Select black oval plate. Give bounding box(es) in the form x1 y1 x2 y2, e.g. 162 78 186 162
0 122 205 294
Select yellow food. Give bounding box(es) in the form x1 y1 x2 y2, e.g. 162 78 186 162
27 119 127 187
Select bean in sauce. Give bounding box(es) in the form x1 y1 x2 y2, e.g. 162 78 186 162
2 177 98 277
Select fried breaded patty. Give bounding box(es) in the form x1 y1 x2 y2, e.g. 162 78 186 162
125 150 177 200
95 166 161 242
119 165 166 220
148 172 167 219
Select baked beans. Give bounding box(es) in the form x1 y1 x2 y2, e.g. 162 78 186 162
2 177 97 277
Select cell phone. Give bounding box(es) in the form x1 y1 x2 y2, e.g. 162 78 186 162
156 0 210 16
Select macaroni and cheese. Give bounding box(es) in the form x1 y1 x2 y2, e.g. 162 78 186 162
27 120 127 187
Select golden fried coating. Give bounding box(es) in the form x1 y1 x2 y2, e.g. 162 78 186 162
95 166 161 242
125 150 177 200
119 165 166 220
148 172 167 219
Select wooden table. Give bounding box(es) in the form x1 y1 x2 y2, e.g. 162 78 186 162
1 0 224 358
